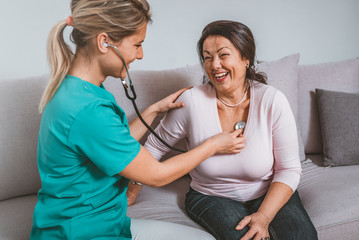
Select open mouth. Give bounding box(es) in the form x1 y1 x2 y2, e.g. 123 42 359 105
214 72 229 81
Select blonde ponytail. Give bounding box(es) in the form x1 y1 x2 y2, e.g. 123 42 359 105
39 0 151 113
39 21 73 113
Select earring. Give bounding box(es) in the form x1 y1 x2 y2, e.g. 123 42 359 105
246 63 250 69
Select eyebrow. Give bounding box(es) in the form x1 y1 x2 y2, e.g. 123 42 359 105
203 47 231 54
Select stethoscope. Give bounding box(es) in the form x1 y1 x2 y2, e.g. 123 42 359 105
103 43 186 153
103 43 246 153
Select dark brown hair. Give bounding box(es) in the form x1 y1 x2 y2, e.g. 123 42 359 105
197 20 267 85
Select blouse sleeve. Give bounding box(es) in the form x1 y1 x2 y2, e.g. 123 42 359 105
68 101 141 176
271 91 302 191
144 91 191 160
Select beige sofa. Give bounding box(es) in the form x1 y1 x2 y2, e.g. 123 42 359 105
1 54 358 239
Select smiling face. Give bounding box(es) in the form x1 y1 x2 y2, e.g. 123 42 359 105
104 23 147 79
116 23 147 79
202 35 249 95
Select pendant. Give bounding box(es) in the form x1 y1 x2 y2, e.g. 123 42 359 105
234 121 246 130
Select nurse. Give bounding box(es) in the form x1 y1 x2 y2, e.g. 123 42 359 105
30 1 245 239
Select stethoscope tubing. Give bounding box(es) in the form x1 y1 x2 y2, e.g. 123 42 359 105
106 43 186 153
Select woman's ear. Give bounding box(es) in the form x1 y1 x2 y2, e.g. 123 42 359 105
243 58 250 68
97 33 110 53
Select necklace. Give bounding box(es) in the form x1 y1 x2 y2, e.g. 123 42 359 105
217 85 249 107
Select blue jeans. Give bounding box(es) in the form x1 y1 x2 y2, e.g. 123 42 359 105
185 188 317 240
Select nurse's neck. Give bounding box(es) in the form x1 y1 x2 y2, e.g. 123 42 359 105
67 51 106 87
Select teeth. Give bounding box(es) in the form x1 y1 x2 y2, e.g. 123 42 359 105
215 72 228 78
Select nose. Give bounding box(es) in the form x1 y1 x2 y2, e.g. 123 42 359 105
137 47 144 60
212 56 221 69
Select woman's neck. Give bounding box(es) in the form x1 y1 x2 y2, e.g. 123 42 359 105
67 52 106 86
216 80 249 106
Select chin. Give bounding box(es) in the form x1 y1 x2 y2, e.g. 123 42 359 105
108 72 126 80
120 67 129 79
114 70 127 79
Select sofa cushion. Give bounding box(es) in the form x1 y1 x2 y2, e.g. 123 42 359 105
129 155 359 240
127 175 202 229
0 194 37 239
298 58 359 154
298 155 359 240
257 53 306 162
315 89 359 166
0 75 47 201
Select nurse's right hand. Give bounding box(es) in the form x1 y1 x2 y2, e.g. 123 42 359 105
209 128 245 154
152 87 191 114
120 128 245 188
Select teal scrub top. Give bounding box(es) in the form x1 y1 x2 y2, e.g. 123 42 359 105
30 75 141 239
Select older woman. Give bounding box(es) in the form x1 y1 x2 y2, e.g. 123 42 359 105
129 20 317 240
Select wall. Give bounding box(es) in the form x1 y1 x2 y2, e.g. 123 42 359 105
1 0 358 81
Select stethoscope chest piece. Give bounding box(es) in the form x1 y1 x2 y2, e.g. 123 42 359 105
234 121 246 130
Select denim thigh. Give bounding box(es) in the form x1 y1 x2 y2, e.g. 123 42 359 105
185 188 318 240
185 188 252 240
246 191 318 240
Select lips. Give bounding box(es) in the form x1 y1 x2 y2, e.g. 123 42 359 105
214 72 229 82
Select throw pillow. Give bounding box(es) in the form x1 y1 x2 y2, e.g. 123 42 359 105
257 53 306 162
315 88 359 166
298 58 359 154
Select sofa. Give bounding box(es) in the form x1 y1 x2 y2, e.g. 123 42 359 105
0 54 358 240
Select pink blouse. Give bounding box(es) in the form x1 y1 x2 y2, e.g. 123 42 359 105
145 82 302 202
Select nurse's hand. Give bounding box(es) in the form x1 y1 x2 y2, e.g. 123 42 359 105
152 87 192 114
130 87 191 141
210 128 245 154
127 181 142 206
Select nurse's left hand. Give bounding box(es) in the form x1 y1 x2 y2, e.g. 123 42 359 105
154 87 192 114
127 181 143 206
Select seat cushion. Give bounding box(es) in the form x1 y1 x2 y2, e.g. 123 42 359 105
3 161 359 240
298 155 359 240
0 194 37 240
129 156 359 240
127 175 202 229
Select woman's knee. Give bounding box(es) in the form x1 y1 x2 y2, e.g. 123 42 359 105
185 189 252 240
270 192 318 240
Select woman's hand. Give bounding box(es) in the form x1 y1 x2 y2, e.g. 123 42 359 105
152 87 192 114
210 129 245 154
236 212 271 240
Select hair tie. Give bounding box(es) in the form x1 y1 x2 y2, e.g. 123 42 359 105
66 16 73 26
